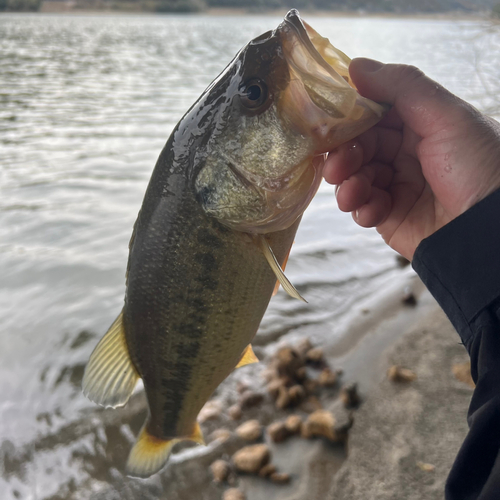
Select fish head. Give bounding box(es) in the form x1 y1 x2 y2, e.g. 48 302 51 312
193 9 386 234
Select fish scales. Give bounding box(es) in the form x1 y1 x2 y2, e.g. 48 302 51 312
124 137 296 439
82 9 386 478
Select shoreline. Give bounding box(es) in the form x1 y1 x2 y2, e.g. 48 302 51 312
28 4 491 20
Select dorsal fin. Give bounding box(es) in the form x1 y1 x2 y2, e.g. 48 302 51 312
82 311 140 408
257 235 307 303
235 344 259 369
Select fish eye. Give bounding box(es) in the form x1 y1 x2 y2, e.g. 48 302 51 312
240 79 268 109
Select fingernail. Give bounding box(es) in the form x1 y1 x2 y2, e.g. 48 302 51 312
356 58 383 73
334 185 340 198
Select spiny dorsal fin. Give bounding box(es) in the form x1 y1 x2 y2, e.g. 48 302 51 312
126 422 205 478
82 311 140 409
257 235 307 303
235 344 259 369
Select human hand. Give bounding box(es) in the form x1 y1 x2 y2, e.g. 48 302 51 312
324 58 500 260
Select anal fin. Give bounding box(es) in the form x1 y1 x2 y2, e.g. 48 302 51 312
82 311 140 409
235 344 259 369
257 235 307 303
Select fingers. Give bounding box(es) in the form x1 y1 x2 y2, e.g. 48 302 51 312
349 58 469 139
335 162 393 215
323 126 402 185
353 187 392 228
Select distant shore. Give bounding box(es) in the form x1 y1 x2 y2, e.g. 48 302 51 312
35 2 491 20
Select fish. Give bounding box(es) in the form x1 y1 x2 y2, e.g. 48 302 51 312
82 9 385 478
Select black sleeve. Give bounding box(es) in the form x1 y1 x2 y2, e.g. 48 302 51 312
412 188 500 500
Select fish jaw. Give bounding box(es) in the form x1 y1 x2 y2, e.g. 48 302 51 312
193 10 386 235
277 9 387 153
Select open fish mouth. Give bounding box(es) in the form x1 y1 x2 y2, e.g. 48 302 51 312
277 9 386 151
194 10 386 235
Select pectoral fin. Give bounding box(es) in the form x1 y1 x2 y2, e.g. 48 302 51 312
82 311 140 408
235 344 259 369
126 421 205 478
273 246 292 296
258 235 307 303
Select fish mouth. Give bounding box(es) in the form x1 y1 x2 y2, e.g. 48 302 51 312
235 10 385 234
277 9 386 150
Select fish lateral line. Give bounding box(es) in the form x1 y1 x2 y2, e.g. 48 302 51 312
256 234 307 303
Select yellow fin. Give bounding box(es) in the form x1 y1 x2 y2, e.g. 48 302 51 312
82 311 140 409
258 235 307 303
235 344 259 369
126 423 178 478
126 422 205 478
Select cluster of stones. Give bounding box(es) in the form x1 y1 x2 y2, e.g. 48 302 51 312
208 339 362 499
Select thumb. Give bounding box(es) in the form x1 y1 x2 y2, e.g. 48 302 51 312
349 58 470 139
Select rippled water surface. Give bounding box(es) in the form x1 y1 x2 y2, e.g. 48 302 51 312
1 12 500 499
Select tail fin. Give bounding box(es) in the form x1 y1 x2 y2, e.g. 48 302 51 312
82 311 140 408
126 422 205 478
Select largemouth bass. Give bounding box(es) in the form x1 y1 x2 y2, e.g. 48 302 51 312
82 9 385 478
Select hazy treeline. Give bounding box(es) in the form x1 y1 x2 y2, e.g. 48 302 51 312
1 0 499 19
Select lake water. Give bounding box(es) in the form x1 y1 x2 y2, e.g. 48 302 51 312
1 12 499 499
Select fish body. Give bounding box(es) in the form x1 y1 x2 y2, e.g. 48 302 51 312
82 10 385 477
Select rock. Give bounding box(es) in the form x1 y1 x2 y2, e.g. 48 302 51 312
198 400 222 423
236 420 262 442
270 472 291 484
303 409 338 442
288 384 306 405
275 386 291 410
258 463 277 477
223 488 246 500
340 383 360 408
237 382 249 394
295 366 307 382
301 395 322 413
284 414 302 435
329 400 354 442
452 362 475 388
306 347 324 364
318 368 338 387
274 347 304 377
228 404 243 421
295 338 313 357
232 444 270 474
416 461 435 472
396 254 411 268
303 378 319 395
267 378 286 399
267 421 289 443
211 459 231 483
402 286 417 306
239 390 264 409
209 428 232 443
387 365 417 383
